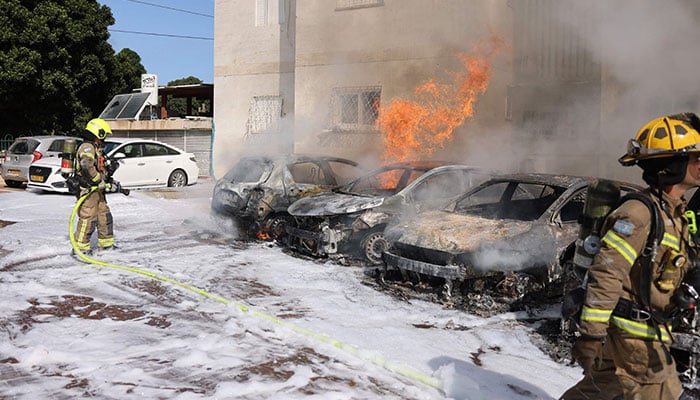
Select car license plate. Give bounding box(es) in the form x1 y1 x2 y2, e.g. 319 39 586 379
30 175 45 182
8 169 20 176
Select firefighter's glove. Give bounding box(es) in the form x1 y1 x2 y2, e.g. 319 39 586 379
572 335 605 374
97 181 111 192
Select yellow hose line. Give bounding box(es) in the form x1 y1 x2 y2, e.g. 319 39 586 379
68 190 443 391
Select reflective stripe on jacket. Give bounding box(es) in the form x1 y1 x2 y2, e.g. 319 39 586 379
580 189 689 340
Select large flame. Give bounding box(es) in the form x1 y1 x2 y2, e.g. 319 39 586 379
377 36 504 164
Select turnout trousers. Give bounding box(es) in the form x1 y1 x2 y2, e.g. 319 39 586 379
560 331 682 400
75 190 114 251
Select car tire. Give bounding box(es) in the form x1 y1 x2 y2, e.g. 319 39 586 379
359 229 390 266
6 180 23 188
167 170 187 187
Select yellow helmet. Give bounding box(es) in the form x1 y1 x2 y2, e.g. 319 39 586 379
85 118 112 140
619 113 700 166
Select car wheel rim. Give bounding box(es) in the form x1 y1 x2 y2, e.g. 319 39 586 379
363 233 388 265
170 171 186 187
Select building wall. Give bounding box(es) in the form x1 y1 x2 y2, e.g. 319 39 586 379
213 0 296 178
294 0 512 169
214 0 513 177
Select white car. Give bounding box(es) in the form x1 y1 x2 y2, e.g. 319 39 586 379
28 138 200 193
2 135 76 188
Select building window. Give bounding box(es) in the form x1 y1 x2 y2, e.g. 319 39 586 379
256 0 285 26
247 96 283 134
336 0 383 11
329 87 381 132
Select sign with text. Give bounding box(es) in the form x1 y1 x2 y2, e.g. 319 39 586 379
141 74 158 106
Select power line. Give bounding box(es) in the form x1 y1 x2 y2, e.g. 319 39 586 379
123 0 214 18
109 29 213 41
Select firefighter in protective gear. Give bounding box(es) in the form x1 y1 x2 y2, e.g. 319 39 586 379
74 118 116 253
561 113 700 400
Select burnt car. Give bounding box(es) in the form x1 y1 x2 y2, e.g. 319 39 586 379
211 154 364 239
380 173 642 302
285 162 489 265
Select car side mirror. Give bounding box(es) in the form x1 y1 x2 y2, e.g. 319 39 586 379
112 152 126 160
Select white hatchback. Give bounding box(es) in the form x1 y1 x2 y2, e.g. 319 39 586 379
2 135 76 188
28 138 200 193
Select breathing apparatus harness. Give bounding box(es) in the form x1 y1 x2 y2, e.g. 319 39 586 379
563 177 700 367
61 137 129 197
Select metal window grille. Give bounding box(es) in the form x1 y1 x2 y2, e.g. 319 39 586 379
0 134 14 151
336 0 383 11
329 86 381 132
247 95 283 134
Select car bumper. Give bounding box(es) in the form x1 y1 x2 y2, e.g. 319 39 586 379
286 224 349 257
383 250 467 281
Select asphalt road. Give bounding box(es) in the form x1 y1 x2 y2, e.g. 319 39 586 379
0 176 26 193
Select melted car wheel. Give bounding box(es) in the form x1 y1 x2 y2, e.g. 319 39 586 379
360 230 390 265
266 215 292 244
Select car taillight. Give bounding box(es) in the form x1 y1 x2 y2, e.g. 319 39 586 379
32 151 43 163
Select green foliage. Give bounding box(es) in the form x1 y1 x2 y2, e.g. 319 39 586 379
165 76 211 118
0 0 145 135
113 48 146 95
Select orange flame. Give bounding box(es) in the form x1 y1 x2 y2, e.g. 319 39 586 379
256 231 271 241
377 36 504 164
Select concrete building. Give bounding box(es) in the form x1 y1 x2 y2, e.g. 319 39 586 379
213 0 700 183
213 0 512 178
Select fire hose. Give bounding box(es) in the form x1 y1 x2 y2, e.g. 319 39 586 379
68 188 443 392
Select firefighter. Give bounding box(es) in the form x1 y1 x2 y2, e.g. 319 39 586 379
73 118 116 253
560 113 700 400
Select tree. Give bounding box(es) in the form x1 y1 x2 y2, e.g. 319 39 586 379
165 76 210 118
112 48 147 97
0 0 145 135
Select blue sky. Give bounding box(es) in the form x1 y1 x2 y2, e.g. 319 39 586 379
99 0 214 85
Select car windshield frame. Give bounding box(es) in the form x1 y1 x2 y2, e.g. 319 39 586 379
451 179 568 222
337 166 426 197
222 158 273 183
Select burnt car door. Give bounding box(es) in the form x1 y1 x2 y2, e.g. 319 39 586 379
284 160 339 205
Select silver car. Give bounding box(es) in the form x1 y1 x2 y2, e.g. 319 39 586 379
1 136 75 188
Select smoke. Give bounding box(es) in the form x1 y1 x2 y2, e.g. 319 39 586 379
420 0 700 184
471 229 556 273
498 0 700 182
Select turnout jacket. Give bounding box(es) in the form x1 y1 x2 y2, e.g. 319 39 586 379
580 189 689 342
76 141 106 188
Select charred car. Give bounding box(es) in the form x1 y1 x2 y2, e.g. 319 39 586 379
211 154 364 239
285 162 489 265
381 173 642 302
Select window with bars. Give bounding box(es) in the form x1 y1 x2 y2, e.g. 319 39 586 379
247 95 283 134
329 87 381 132
336 0 383 11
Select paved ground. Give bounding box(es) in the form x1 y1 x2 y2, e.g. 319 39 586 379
0 176 26 193
0 174 213 196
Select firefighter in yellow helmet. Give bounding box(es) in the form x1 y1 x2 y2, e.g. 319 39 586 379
561 112 700 400
73 118 116 253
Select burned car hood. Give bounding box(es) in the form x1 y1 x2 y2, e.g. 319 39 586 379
385 210 558 270
288 191 383 217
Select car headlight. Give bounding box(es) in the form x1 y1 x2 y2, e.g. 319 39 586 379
345 198 384 214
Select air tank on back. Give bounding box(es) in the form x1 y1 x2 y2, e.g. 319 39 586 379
572 178 621 271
